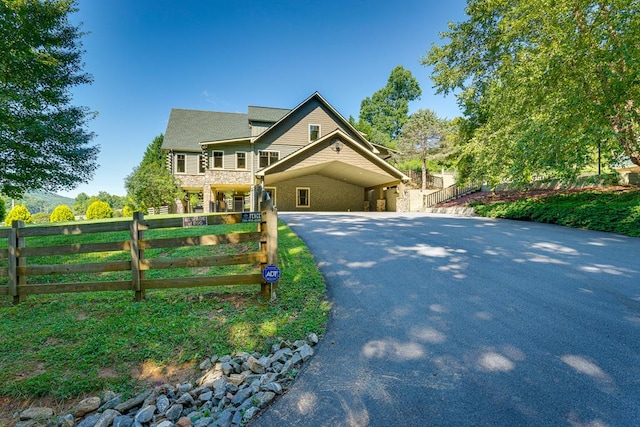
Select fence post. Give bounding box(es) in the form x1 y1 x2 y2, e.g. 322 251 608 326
260 198 278 300
130 212 145 301
8 220 26 305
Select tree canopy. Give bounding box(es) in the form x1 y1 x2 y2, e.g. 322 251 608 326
355 66 422 146
124 134 181 211
396 109 452 190
425 0 640 186
0 0 99 198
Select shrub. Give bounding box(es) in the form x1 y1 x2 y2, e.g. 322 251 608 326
50 205 75 222
31 212 51 224
0 198 5 224
4 205 32 226
86 201 113 220
122 205 135 217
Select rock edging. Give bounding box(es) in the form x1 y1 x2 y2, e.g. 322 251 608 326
15 333 319 427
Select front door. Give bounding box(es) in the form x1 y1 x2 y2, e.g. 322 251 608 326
234 196 243 212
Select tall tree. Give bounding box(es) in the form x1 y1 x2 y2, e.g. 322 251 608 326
396 109 451 190
0 0 98 198
425 0 640 186
357 66 422 146
124 134 181 211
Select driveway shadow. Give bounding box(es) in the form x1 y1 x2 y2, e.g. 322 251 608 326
252 213 640 427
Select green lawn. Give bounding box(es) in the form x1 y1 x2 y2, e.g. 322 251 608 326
0 220 328 400
474 189 640 237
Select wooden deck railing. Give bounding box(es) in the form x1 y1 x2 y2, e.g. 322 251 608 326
0 209 278 305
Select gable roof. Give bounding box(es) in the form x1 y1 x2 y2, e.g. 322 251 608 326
162 109 250 151
256 129 410 186
253 92 378 152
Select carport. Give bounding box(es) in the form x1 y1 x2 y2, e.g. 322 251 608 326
255 130 410 211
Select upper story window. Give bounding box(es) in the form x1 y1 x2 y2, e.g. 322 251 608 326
198 155 206 174
259 150 279 168
176 154 186 173
236 152 246 169
212 151 223 169
309 124 320 142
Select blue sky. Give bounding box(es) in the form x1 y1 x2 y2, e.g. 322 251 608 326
62 0 468 198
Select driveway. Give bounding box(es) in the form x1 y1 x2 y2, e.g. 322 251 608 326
252 212 640 426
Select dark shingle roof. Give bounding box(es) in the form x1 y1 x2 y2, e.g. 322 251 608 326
162 109 251 151
248 106 290 123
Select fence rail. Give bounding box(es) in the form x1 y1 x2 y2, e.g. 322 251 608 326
403 170 444 189
423 184 481 208
0 209 278 304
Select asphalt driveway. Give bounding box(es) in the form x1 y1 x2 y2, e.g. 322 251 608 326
252 212 640 426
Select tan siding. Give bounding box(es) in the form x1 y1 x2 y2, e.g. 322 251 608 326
273 175 364 212
251 123 270 136
173 152 203 175
253 98 363 171
206 142 251 170
268 140 392 177
186 153 200 174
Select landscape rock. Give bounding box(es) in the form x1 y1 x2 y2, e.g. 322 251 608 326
243 406 261 422
307 332 319 345
175 392 195 405
113 415 135 427
20 407 54 420
99 394 122 411
76 413 101 427
59 413 75 427
134 405 156 423
165 404 183 421
298 343 314 361
115 390 152 413
33 334 320 427
156 394 170 414
94 409 119 427
74 396 101 417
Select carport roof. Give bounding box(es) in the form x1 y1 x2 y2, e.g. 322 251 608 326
256 129 409 189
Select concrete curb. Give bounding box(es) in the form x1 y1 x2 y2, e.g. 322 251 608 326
422 207 477 216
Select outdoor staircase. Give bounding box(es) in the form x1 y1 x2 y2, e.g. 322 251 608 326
423 184 481 208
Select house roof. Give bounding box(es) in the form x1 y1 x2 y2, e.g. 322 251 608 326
248 106 290 123
253 92 378 153
162 109 251 151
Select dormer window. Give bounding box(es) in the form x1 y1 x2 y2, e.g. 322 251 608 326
309 124 320 142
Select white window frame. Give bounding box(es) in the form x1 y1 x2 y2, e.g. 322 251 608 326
296 187 310 208
236 152 247 170
176 153 186 174
259 150 280 168
212 151 224 169
309 124 321 142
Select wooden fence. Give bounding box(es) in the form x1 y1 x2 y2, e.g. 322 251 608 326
403 170 444 189
0 209 278 305
423 184 481 208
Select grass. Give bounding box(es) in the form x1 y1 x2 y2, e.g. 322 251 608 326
474 189 640 237
0 219 329 401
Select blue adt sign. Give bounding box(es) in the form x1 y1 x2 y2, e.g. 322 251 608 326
262 265 280 283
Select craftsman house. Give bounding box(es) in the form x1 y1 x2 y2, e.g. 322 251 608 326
161 92 410 212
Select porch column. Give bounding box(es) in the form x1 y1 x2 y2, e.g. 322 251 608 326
202 185 212 213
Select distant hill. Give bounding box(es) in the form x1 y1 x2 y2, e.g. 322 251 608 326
2 190 75 214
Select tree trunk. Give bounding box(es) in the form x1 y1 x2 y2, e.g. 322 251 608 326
421 155 428 191
612 105 640 167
